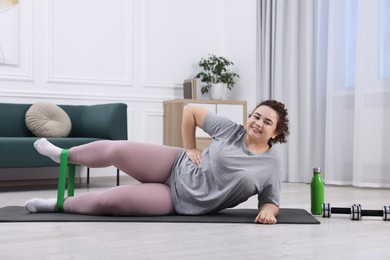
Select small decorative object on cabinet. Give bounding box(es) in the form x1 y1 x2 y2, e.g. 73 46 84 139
163 99 247 149
194 54 239 100
183 79 197 99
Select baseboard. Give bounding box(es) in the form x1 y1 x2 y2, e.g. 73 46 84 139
0 177 81 188
0 176 135 189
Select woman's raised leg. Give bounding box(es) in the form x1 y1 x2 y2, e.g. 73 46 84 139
34 138 181 183
69 140 181 183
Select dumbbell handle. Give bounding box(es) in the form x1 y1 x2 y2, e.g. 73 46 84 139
331 207 383 217
361 209 383 217
331 207 350 214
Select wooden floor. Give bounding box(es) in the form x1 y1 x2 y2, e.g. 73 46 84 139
0 178 389 259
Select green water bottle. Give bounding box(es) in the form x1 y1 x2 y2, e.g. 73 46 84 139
311 167 324 215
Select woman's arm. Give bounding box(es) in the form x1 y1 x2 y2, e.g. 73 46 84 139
254 203 280 224
182 105 209 165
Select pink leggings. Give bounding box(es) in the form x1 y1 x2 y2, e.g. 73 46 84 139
63 141 181 215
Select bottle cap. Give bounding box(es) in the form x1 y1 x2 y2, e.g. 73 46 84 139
313 167 321 173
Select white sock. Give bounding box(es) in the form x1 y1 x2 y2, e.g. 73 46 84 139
34 138 62 163
24 198 57 213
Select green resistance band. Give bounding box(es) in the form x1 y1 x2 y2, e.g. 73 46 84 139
56 149 76 212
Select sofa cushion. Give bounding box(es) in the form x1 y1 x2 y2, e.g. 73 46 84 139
25 103 72 137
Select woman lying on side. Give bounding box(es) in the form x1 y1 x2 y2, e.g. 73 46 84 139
25 100 289 224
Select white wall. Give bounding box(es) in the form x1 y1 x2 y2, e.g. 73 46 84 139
0 0 257 179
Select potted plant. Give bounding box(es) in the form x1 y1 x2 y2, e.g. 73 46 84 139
194 54 239 100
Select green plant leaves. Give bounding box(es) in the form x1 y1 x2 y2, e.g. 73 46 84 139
194 54 239 94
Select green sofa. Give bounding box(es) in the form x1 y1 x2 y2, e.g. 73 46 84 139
0 102 128 183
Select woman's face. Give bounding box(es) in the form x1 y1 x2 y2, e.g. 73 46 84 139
246 105 279 144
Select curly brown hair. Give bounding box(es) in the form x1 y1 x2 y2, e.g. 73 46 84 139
250 100 290 144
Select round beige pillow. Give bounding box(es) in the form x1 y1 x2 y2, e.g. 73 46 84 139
25 102 72 137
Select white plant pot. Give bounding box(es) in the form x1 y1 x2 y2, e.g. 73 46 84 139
209 83 225 100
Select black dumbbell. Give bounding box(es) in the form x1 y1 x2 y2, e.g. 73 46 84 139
322 203 390 221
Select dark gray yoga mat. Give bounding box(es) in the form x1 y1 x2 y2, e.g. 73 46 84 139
0 206 320 224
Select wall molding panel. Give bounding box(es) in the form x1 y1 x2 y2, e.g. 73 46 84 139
0 0 33 81
144 109 164 143
47 0 133 87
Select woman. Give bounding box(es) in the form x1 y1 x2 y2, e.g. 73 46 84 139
25 100 289 224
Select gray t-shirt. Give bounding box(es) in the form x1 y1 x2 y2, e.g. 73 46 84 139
170 112 281 215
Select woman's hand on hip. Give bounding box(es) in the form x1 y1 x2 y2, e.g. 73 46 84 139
186 148 203 165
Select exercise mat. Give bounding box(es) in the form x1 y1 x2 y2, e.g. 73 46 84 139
0 206 320 224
